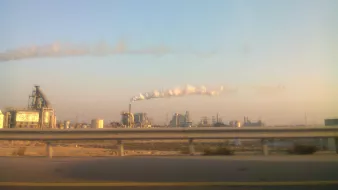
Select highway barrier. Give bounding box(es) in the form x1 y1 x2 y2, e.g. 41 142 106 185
0 126 337 158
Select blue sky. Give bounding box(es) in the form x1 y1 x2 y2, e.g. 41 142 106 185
1 0 337 125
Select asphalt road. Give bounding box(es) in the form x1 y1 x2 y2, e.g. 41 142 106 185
1 155 338 190
1 186 338 190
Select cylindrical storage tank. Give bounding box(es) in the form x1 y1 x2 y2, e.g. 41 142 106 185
44 111 50 124
64 120 70 129
236 121 241 128
5 112 11 128
91 119 104 129
0 110 4 129
53 116 56 129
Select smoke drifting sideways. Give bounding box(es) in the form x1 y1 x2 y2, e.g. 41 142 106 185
253 84 286 95
131 85 227 102
0 41 171 62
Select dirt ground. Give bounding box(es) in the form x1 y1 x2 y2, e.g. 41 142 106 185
0 139 325 157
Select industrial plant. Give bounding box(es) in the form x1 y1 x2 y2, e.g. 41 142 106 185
242 116 265 127
169 111 192 127
0 85 105 130
121 112 151 128
197 114 265 128
1 85 336 130
0 86 56 129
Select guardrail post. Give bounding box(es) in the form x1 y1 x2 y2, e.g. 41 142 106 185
261 139 269 156
189 138 195 156
46 142 53 158
117 140 124 156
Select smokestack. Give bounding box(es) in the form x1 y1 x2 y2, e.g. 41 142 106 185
128 103 132 128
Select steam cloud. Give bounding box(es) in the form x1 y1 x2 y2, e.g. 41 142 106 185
253 85 286 95
0 41 171 62
131 85 226 102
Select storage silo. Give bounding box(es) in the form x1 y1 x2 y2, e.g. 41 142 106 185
64 120 70 129
44 111 50 125
0 110 4 129
236 121 241 128
91 119 104 129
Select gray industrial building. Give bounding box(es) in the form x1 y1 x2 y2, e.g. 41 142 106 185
169 111 192 127
242 116 264 127
325 118 338 126
133 112 151 128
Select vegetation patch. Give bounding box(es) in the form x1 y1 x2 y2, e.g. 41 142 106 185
288 144 317 155
203 146 234 156
12 147 27 156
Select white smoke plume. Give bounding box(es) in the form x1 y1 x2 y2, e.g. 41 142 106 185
0 41 171 62
131 85 226 102
253 84 286 95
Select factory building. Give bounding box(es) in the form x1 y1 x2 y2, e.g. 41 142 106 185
242 117 264 127
169 111 192 127
212 113 228 127
170 113 185 127
120 112 151 128
2 86 56 129
27 86 56 128
134 113 145 124
325 118 338 126
229 120 241 127
199 116 209 126
133 113 151 128
6 110 40 128
121 112 134 128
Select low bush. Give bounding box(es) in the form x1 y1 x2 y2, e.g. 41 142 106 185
288 144 317 155
180 149 190 155
203 147 234 156
12 147 27 156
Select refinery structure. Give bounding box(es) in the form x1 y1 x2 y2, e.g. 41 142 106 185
0 86 108 129
120 111 151 128
169 111 192 127
5 84 335 129
1 86 56 129
119 84 225 128
0 85 266 129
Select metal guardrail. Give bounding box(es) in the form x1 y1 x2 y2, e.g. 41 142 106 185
1 127 337 157
0 126 338 140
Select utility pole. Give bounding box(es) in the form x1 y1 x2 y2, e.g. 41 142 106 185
166 113 169 126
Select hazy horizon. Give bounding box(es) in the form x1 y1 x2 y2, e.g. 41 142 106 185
1 0 337 125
